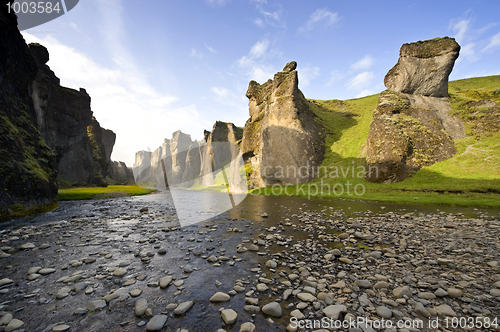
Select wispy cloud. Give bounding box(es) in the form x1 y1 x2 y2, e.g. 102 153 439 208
350 55 375 71
326 69 345 86
252 3 285 29
236 38 278 82
210 87 230 98
347 71 375 90
190 48 204 59
298 8 339 34
204 43 217 54
483 31 500 52
299 65 320 87
205 0 231 7
21 32 214 167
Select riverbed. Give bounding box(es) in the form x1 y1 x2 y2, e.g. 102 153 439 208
0 191 499 332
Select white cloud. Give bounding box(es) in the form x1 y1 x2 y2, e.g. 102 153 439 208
236 38 278 83
299 65 320 87
461 42 478 62
204 44 217 54
350 55 375 71
483 31 500 51
210 87 230 98
326 69 344 86
206 0 231 6
249 39 269 58
347 71 375 90
190 48 204 59
451 18 470 44
298 8 339 34
253 3 285 29
21 32 214 167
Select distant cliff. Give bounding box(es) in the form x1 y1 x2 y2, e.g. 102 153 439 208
241 61 325 188
365 37 464 183
133 121 244 191
0 5 58 220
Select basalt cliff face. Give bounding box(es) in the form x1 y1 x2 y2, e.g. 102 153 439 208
29 43 131 187
133 121 244 190
0 6 58 219
366 37 465 183
241 61 325 188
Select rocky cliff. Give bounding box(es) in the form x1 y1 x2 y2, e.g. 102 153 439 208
366 37 464 183
240 61 325 188
29 43 128 187
134 121 244 190
0 5 58 219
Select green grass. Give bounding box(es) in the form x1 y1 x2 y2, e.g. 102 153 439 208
259 75 500 208
57 185 156 201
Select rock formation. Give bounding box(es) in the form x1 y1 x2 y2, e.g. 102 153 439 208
29 43 128 187
0 5 58 219
366 37 464 183
110 161 135 184
133 121 244 191
240 61 325 188
384 37 460 98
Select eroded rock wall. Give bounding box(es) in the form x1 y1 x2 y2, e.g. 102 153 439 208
240 61 325 188
366 37 464 183
0 6 58 219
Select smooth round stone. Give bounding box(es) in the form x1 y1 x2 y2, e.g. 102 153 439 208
266 260 277 268
261 302 282 317
221 309 237 325
339 257 353 264
129 289 142 297
239 322 256 332
290 309 305 319
435 288 448 297
256 283 268 292
122 279 136 286
374 281 390 289
39 268 56 275
5 319 24 332
447 288 463 298
146 315 167 331
87 300 106 311
419 292 436 299
183 265 193 273
0 313 13 326
159 276 173 288
173 301 193 315
414 302 431 317
135 298 148 316
355 280 372 289
20 243 35 250
84 257 96 264
393 286 412 298
0 278 13 287
376 305 392 319
297 293 316 302
113 268 127 277
491 289 500 297
210 292 230 302
52 324 71 331
28 267 42 274
39 243 50 249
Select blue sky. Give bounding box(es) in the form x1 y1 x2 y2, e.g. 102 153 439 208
22 0 500 166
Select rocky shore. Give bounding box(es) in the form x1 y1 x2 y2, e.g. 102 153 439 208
0 193 499 332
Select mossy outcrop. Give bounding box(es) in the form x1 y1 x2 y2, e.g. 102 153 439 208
0 5 58 220
240 61 325 188
366 37 464 183
384 37 460 98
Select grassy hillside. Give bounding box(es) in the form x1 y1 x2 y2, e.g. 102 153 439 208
256 75 500 208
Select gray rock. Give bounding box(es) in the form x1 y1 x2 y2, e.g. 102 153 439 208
135 298 148 316
173 301 193 315
376 306 392 319
323 304 347 320
393 286 412 298
87 300 106 312
159 276 172 288
221 309 237 325
414 302 431 317
261 302 282 317
146 315 167 331
239 322 256 332
5 319 24 332
210 292 231 302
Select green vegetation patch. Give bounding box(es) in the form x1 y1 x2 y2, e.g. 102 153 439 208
57 185 156 201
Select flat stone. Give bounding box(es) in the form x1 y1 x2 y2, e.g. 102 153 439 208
0 278 13 287
5 319 24 332
434 304 457 317
355 280 372 289
490 288 500 297
376 305 392 319
103 293 119 303
173 301 193 315
297 292 316 302
339 257 353 264
414 302 430 317
159 276 173 288
239 322 256 332
146 315 167 331
113 268 127 277
323 304 347 320
20 243 35 250
261 302 282 317
447 287 462 298
39 268 56 275
266 260 277 268
0 313 13 326
256 283 268 292
87 300 107 311
27 267 42 274
135 298 148 316
221 309 237 325
374 281 390 289
435 288 448 297
129 289 142 297
393 286 412 298
52 324 71 331
210 292 230 302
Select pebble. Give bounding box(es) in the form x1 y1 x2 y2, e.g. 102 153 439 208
129 289 142 297
261 302 282 317
221 309 237 325
210 292 230 302
146 314 167 331
87 300 106 311
239 322 256 332
173 301 193 315
135 298 148 316
159 276 173 288
5 319 24 332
